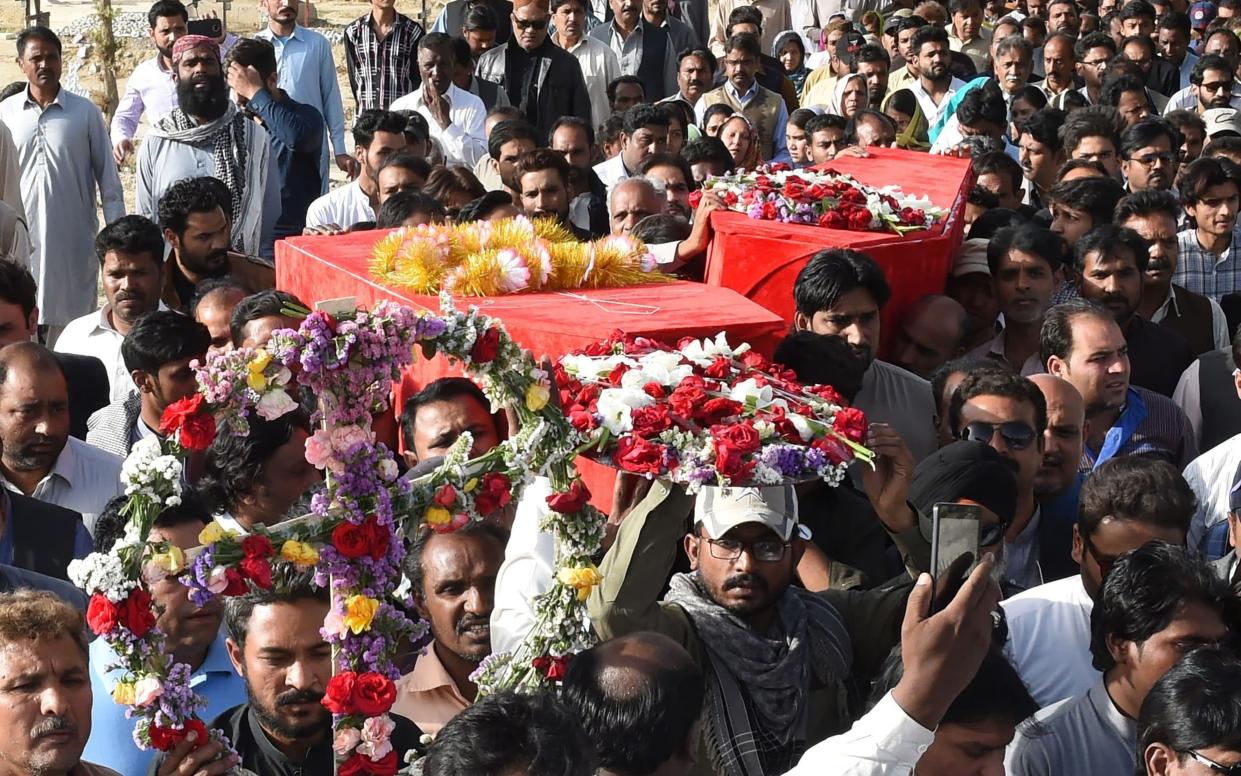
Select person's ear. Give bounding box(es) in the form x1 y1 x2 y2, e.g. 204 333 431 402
1047 354 1067 377
790 536 806 567
413 589 429 620
1106 631 1133 667
163 227 182 255
132 369 155 395
1070 523 1084 566
684 532 701 570
1143 742 1175 776
25 305 37 337
1233 367 1241 401
225 637 244 676
792 311 810 332
401 449 418 468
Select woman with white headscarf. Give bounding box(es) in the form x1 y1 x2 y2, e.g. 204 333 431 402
827 73 868 120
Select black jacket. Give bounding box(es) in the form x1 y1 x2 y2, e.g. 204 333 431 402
7 491 86 582
56 352 108 441
148 704 425 776
476 40 593 139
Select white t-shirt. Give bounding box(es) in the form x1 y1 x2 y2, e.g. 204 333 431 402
1000 574 1097 708
304 180 375 230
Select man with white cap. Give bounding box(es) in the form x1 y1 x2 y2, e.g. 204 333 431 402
589 482 908 776
946 238 1000 353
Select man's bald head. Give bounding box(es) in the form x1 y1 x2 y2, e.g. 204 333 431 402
892 294 969 379
1029 373 1086 495
0 342 69 476
608 177 665 236
561 631 704 776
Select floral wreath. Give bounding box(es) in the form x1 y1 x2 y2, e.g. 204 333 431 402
70 295 602 775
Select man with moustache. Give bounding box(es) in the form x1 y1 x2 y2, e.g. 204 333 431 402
0 591 119 776
1190 54 1236 116
910 25 967 133
150 576 424 776
394 522 508 734
1073 224 1194 397
660 47 714 113
136 35 280 260
1029 374 1087 542
85 493 246 774
1037 33 1076 101
1119 119 1180 193
515 148 592 237
993 34 1036 107
1120 190 1230 357
156 177 274 314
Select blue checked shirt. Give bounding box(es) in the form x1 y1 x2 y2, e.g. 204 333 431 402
1175 225 1241 300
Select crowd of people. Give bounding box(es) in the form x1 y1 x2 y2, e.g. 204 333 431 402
0 0 1240 772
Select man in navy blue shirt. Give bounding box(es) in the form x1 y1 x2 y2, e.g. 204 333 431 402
226 38 324 241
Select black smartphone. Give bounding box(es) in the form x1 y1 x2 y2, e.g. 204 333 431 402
929 502 981 612
187 18 223 39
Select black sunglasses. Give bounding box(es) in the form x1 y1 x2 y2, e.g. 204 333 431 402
961 420 1037 451
1180 751 1241 776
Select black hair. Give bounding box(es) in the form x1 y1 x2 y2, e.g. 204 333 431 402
1192 53 1235 85
157 176 228 236
199 409 313 515
930 356 984 411
806 113 849 140
793 248 891 319
189 276 248 319
677 46 717 72
967 207 1022 239
973 151 1024 195
1120 33 1157 59
1205 136 1241 158
488 119 541 161
725 4 763 33
394 109 431 143
607 75 645 105
1040 297 1117 362
1018 108 1067 152
560 635 706 775
121 310 211 374
854 43 890 67
789 108 818 130
1075 31 1117 60
451 36 474 69
1165 108 1207 142
463 2 498 30
1136 645 1241 775
681 136 733 169
1089 541 1236 672
1010 84 1049 112
995 32 1034 60
377 190 446 228
1059 105 1123 155
223 570 327 650
16 26 60 57
1114 188 1180 225
1118 0 1157 22
986 224 1063 275
228 289 303 348
1074 223 1150 273
423 691 594 776
772 331 866 403
404 520 509 602
378 148 433 182
147 0 188 27
92 489 209 554
701 103 736 131
896 15 928 35
910 23 949 55
352 109 408 149
1056 158 1109 178
598 114 626 149
94 215 165 268
455 191 516 224
1048 175 1126 225
400 377 493 453
948 367 1048 436
516 147 572 187
871 646 1038 728
1120 118 1181 160
968 184 1000 210
550 115 595 146
1158 9 1191 34
227 37 277 83
0 261 36 321
1078 457 1195 538
637 151 697 192
0 82 23 102
1099 73 1149 108
622 104 670 136
630 214 691 244
956 83 1008 130
1180 155 1241 205
418 31 455 55
724 32 763 58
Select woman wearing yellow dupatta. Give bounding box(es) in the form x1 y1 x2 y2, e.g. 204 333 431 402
882 88 930 150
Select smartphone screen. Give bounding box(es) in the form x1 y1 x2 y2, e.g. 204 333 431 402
187 18 223 38
930 502 981 610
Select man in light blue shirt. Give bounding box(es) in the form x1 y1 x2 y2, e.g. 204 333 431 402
254 0 356 194
81 494 247 774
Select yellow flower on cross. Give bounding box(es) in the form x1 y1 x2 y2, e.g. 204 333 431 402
342 594 379 634
557 564 603 602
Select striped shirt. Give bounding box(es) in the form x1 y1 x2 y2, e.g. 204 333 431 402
1174 225 1241 301
1080 386 1198 474
344 12 424 112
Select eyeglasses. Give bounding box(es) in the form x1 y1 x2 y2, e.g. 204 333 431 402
960 420 1038 451
1081 530 1120 580
705 537 788 562
514 16 549 29
1180 751 1241 775
1082 57 1110 68
1129 151 1176 167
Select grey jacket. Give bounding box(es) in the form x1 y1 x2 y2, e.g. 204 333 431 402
475 41 592 137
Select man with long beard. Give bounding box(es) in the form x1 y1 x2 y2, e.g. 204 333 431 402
136 35 280 260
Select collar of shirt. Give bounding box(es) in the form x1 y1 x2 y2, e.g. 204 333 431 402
411 83 460 110
1092 387 1148 466
404 642 466 696
94 300 171 336
245 703 332 768
1153 285 1179 321
725 79 760 106
21 85 64 111
193 631 239 683
1089 678 1139 737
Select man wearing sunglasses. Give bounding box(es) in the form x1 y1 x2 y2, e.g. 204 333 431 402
1207 463 1241 593
946 368 1049 594
1136 645 1241 776
1001 457 1196 707
1007 542 1235 776
475 0 593 139
1043 298 1197 473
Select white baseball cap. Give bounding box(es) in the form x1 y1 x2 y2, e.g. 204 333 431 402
694 485 799 541
1204 107 1241 138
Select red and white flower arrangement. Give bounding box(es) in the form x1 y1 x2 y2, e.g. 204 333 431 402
693 163 946 234
557 332 875 490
